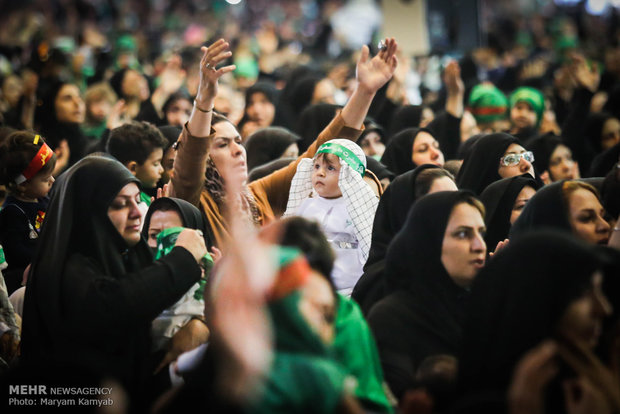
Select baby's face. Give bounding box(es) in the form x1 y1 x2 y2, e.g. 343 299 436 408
311 153 342 199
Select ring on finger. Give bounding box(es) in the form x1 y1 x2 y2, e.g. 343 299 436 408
205 62 213 70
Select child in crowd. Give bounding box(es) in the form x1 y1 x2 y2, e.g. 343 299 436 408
466 83 510 133
509 86 545 142
106 121 167 207
284 139 379 296
0 132 56 294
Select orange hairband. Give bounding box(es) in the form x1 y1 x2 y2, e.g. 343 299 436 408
14 135 53 185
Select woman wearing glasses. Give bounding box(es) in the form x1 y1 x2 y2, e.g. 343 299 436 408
456 133 537 195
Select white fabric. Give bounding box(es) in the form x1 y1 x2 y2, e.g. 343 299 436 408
284 139 379 292
151 284 205 352
296 197 364 295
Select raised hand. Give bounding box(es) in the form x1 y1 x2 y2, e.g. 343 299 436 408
195 39 236 109
356 37 398 95
571 54 600 93
444 60 464 97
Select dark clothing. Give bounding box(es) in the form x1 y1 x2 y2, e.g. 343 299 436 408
456 231 620 412
509 180 573 240
366 191 475 400
20 156 201 412
352 164 440 315
0 196 49 294
479 174 539 253
456 133 518 195
380 127 436 175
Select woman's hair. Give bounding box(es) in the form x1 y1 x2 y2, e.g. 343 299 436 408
561 180 600 210
456 192 486 219
414 168 455 200
211 111 235 128
0 130 57 192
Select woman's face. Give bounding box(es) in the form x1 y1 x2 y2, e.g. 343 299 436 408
359 131 385 158
441 202 487 288
165 98 192 127
601 117 620 150
567 188 611 245
107 182 142 246
299 271 336 345
122 69 150 101
428 176 458 194
548 144 577 181
510 185 536 225
281 142 299 159
147 209 183 248
556 272 612 348
498 143 535 178
412 131 444 167
211 121 248 185
55 84 85 124
420 107 435 128
246 92 275 127
311 79 336 105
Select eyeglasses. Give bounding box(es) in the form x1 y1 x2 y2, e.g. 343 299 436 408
499 151 534 167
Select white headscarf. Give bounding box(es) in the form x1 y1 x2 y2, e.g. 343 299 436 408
284 139 379 262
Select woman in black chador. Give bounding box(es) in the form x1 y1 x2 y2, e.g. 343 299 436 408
19 155 208 411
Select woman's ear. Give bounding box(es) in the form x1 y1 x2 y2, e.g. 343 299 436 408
540 170 551 185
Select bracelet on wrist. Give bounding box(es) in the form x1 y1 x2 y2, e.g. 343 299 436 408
194 100 214 113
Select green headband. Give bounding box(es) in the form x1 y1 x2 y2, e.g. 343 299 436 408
316 142 365 177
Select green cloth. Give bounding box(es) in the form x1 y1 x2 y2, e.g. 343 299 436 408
333 294 394 413
81 120 107 140
317 142 366 177
251 353 348 414
467 84 508 124
509 87 545 127
234 56 259 80
140 191 152 207
250 250 351 413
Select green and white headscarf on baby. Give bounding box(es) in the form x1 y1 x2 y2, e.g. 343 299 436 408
284 139 379 262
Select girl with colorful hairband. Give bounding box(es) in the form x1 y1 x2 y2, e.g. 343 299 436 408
284 139 380 296
0 131 56 294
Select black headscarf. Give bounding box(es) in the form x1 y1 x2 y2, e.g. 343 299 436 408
21 155 150 358
601 166 620 220
479 174 539 252
380 127 436 175
294 103 341 153
456 132 519 195
352 164 441 314
509 180 573 240
244 127 300 171
142 196 212 248
387 104 424 137
589 142 620 178
584 111 617 155
20 155 200 405
526 132 564 177
457 230 606 396
366 191 478 399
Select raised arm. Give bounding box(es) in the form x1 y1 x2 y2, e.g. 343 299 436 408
169 39 236 205
341 38 399 129
255 38 399 214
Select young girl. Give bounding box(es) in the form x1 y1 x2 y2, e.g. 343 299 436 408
0 131 56 294
284 139 379 296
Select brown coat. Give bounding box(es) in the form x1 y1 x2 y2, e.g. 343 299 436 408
170 114 363 248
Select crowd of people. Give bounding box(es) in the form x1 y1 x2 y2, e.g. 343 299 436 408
0 1 620 413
